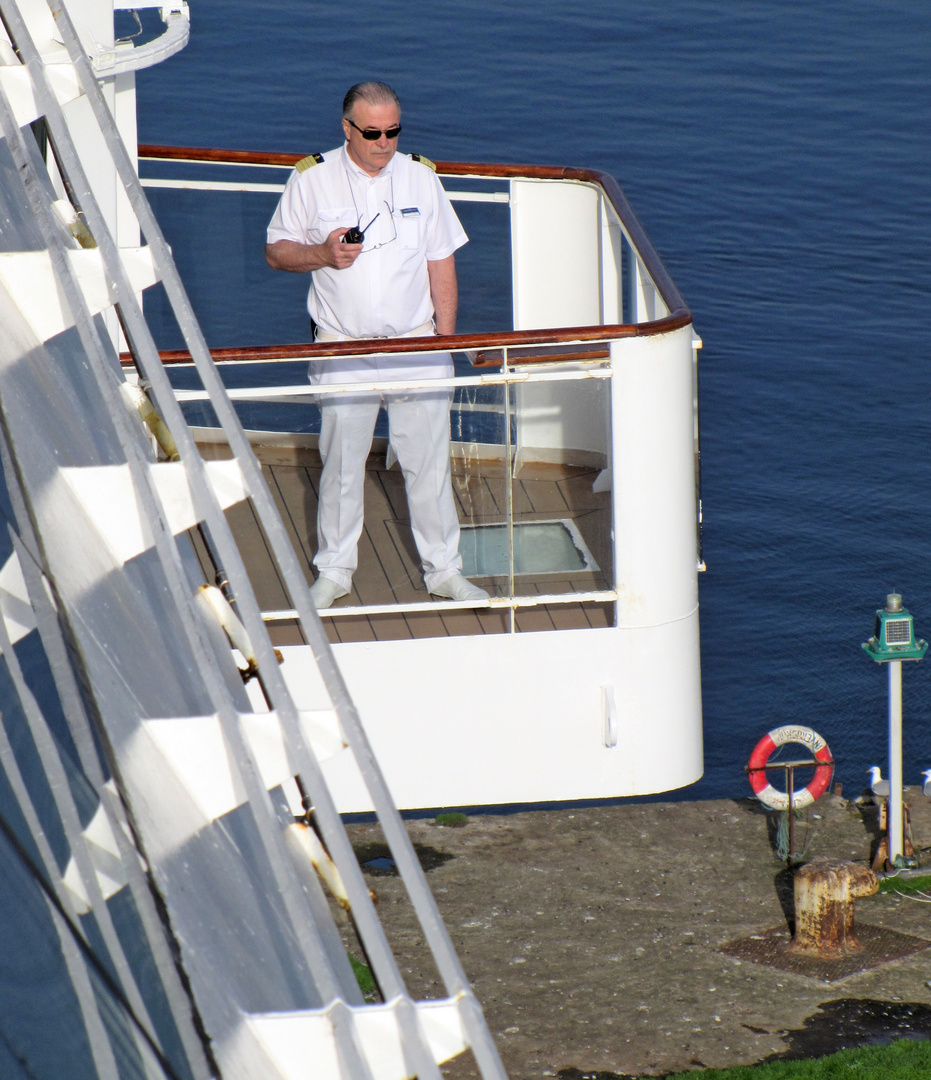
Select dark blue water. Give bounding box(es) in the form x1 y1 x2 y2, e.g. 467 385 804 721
137 0 931 802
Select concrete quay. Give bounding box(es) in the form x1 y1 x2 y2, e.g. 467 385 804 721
349 790 931 1078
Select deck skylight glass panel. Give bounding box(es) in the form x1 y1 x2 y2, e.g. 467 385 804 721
459 519 599 578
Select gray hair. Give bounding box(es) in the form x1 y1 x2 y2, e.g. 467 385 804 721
342 82 401 120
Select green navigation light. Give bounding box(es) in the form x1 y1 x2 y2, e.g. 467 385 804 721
862 592 928 663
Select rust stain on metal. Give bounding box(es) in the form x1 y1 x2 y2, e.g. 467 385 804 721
720 858 931 981
790 859 878 957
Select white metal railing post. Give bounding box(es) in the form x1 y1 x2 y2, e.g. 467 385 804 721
503 345 516 631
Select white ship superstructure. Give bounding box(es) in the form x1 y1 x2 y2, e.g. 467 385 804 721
0 0 702 1075
136 146 704 810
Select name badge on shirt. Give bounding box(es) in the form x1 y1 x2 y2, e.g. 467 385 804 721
400 207 421 217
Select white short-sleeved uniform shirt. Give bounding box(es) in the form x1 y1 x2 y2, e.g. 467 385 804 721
267 145 468 385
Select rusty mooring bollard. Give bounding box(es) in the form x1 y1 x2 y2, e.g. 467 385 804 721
790 858 879 956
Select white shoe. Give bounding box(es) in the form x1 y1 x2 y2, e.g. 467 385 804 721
310 576 349 609
430 574 489 602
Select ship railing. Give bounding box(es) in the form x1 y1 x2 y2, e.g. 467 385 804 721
96 1 190 75
134 147 702 626
161 332 617 628
137 145 691 335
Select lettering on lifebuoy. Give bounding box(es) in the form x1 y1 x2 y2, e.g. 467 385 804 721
748 726 834 810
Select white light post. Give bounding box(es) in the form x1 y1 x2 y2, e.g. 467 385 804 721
888 657 904 863
862 592 927 870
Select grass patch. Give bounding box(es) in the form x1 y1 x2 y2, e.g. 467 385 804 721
878 873 931 896
435 812 469 828
347 953 378 1002
658 1037 931 1079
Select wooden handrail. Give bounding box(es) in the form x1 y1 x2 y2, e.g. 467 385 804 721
119 319 690 367
134 144 692 365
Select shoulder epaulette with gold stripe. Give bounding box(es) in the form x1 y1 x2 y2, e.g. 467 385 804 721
295 153 324 173
410 153 437 171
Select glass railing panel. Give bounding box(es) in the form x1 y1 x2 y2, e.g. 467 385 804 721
169 352 617 642
134 154 629 640
458 374 613 610
170 358 324 437
140 173 513 347
142 184 311 349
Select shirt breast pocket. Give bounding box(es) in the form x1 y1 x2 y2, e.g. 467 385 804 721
396 209 423 250
315 207 355 240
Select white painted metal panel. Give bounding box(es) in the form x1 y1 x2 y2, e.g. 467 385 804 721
633 254 668 322
510 178 601 331
0 62 82 125
271 611 702 812
600 208 623 324
264 323 704 812
510 179 610 470
610 326 699 625
0 245 157 341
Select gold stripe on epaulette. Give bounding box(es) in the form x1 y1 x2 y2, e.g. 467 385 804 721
410 153 437 171
295 153 324 173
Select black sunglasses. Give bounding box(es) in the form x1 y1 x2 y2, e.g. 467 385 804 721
347 118 402 141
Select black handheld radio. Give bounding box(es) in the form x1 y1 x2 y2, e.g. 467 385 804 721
341 211 381 245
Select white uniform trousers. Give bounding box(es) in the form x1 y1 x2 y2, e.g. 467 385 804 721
314 389 463 593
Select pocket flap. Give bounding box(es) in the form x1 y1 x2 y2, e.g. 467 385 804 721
318 207 354 222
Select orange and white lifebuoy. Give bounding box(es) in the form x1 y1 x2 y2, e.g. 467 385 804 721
748 725 833 810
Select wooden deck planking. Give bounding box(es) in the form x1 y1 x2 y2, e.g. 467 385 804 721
472 607 514 635
516 473 570 516
404 608 452 640
201 443 614 645
362 612 415 641
353 497 401 608
363 468 424 603
453 471 507 522
328 616 378 645
269 620 308 646
223 499 293 613
478 474 536 519
437 606 488 637
537 579 612 631
514 604 558 634
264 464 318 582
544 579 598 631
556 465 606 508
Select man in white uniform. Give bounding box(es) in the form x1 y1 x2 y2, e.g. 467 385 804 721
266 82 489 609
